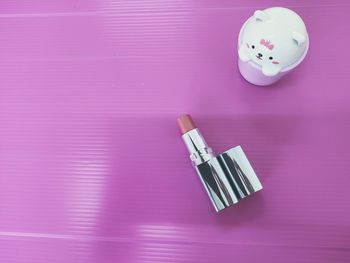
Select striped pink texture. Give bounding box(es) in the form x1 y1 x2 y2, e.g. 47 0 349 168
0 1 349 262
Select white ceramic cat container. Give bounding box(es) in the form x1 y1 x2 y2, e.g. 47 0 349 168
238 7 309 86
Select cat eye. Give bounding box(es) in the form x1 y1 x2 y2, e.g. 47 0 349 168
269 57 273 60
252 45 255 49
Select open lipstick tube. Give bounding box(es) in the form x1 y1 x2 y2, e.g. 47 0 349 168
177 114 263 212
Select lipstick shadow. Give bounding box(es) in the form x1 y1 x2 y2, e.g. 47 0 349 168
177 114 263 212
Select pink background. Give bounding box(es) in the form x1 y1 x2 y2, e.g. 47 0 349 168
0 1 349 262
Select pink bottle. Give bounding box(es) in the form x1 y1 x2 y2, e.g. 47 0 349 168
237 7 309 86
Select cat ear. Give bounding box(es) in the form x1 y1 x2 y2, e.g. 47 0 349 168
238 45 250 62
254 10 270 21
262 64 282 76
292 31 306 46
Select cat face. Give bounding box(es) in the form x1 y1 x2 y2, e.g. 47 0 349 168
239 38 282 76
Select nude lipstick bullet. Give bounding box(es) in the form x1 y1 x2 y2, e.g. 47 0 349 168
177 114 263 212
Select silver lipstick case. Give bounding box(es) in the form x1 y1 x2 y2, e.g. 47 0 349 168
182 129 263 212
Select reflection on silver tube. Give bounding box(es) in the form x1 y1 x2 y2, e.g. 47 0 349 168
181 129 262 212
194 146 262 212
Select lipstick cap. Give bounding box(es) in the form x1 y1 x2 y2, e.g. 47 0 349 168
195 146 262 212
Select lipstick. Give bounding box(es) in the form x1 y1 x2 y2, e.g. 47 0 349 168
177 114 263 212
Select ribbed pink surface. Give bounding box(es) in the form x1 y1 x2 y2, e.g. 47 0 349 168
0 1 350 262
